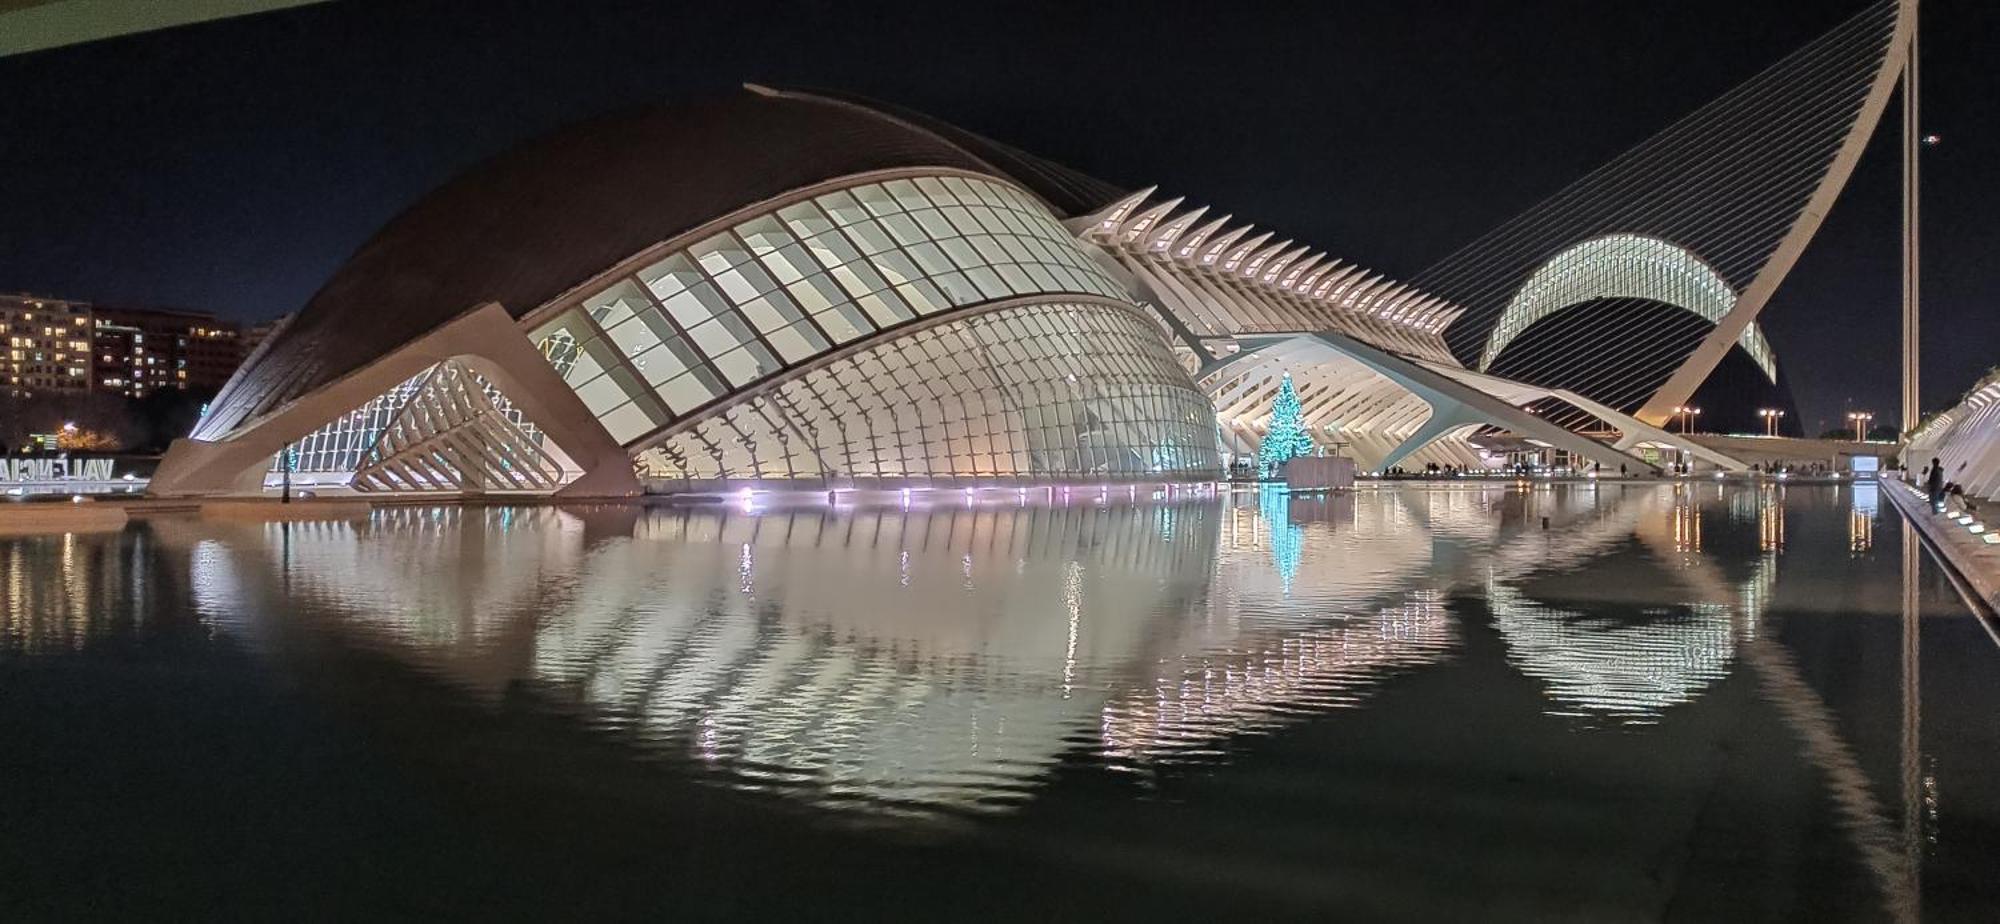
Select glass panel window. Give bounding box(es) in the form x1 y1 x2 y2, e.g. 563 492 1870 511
598 401 655 443
760 243 816 285
997 264 1035 295
817 189 870 226
638 253 703 302
885 179 929 212
970 235 1012 267
687 314 750 355
662 281 731 329
658 370 720 413
844 219 897 255
915 176 956 205
913 209 957 241
765 322 827 363
805 231 863 269
830 264 873 299
710 343 778 386
787 275 839 314
872 250 923 287
882 213 926 247
941 176 980 202
935 272 983 306
738 294 803 333
631 338 697 386
778 201 834 238
605 314 666 359
734 215 792 254
691 233 751 274
968 266 1010 300
940 238 983 270
907 241 953 277
573 373 631 415
712 268 761 303
814 303 871 343
898 280 950 315
857 184 901 217
584 279 650 331
857 292 914 328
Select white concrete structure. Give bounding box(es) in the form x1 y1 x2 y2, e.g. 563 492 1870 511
1906 374 2000 502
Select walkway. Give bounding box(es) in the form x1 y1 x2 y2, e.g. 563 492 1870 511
1881 478 2000 617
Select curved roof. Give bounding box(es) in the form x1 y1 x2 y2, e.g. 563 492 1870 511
773 87 1127 218
198 88 1004 439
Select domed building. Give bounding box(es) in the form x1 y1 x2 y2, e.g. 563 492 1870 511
153 86 1224 496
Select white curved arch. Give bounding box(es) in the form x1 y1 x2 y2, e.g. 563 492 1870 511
1480 233 1777 383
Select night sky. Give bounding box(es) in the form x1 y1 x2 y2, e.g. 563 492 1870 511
2 0 1994 434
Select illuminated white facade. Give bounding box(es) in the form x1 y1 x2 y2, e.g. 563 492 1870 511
1905 374 2000 502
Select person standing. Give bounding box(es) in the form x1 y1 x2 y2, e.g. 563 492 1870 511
1926 457 1945 510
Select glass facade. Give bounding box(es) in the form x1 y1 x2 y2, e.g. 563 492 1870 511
526 173 1131 445
634 302 1220 483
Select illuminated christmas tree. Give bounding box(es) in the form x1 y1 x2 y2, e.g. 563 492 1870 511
1257 373 1315 476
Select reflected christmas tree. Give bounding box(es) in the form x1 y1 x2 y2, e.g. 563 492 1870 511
1256 373 1315 477
1258 485 1303 594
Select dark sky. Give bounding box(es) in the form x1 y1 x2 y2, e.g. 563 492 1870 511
2 0 1994 433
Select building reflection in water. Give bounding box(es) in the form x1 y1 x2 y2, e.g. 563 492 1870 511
173 483 1790 756
0 483 1928 850
0 482 1954 919
173 495 1466 816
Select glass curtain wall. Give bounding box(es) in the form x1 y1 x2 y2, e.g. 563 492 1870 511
632 301 1221 484
525 173 1132 445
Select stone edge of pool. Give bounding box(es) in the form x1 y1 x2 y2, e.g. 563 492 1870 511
1882 479 2000 618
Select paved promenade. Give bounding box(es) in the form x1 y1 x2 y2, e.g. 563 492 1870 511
1882 477 2000 616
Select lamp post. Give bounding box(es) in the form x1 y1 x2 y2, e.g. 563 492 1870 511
1673 406 1701 434
1759 408 1786 437
1848 411 1875 441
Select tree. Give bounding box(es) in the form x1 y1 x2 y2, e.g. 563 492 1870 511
1257 373 1315 476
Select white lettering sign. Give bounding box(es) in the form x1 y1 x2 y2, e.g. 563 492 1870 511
0 458 119 482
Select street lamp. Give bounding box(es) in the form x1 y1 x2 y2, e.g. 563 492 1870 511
1847 411 1874 441
1673 405 1701 434
1758 408 1786 437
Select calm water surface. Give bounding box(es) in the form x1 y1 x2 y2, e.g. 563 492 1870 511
3 483 1997 920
